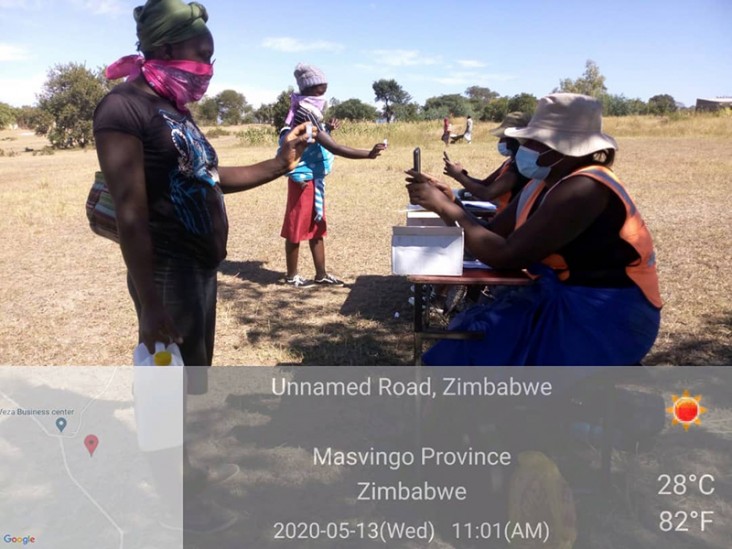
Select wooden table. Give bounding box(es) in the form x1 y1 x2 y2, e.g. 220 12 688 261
407 269 533 365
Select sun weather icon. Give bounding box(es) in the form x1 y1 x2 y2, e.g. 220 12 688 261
667 390 707 431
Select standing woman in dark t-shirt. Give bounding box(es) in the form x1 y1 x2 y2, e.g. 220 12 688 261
93 0 311 385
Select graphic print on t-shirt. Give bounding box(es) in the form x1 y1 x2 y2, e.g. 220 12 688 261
160 110 220 235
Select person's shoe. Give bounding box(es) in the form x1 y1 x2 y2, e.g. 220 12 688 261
314 273 345 286
284 274 314 288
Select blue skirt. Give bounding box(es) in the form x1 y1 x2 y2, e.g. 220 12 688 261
423 266 660 367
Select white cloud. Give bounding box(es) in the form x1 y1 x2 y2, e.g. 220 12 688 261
206 82 280 108
0 73 46 106
262 37 345 53
1 0 127 14
0 43 31 62
456 59 486 68
0 0 43 8
370 49 441 67
432 71 516 87
70 0 127 15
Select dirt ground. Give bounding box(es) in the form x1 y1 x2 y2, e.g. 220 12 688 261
0 120 730 366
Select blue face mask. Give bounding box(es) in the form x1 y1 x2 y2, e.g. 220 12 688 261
515 146 560 180
497 141 511 157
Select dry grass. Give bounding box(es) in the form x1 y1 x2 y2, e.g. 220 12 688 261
0 115 730 366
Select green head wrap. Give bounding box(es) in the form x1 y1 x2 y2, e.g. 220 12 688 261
134 0 209 52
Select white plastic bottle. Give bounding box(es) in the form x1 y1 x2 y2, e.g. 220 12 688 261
133 341 184 366
133 342 185 452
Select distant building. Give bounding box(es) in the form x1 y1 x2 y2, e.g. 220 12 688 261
695 97 732 112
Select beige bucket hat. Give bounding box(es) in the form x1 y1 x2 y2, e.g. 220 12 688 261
504 93 617 157
489 111 532 138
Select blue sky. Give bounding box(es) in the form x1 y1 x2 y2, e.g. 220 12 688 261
0 0 730 109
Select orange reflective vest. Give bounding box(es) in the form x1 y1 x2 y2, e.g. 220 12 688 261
490 158 513 213
514 166 662 308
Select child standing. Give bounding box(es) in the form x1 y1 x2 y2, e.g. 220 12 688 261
280 63 386 287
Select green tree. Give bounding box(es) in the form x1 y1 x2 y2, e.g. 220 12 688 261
422 94 471 119
626 98 648 115
555 59 607 98
0 102 16 129
194 96 219 125
328 98 378 121
216 89 250 125
464 85 499 113
600 94 647 117
507 93 538 116
253 103 274 124
37 62 107 148
465 86 499 103
480 97 509 122
12 104 55 134
372 79 411 123
271 87 294 130
392 101 421 122
647 94 677 115
14 105 40 129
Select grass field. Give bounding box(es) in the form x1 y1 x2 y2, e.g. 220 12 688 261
0 115 730 366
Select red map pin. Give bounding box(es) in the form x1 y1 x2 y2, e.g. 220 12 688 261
84 435 99 457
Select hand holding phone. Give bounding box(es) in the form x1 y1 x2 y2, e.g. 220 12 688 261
413 147 421 173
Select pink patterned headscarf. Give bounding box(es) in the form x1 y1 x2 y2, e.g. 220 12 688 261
106 54 213 114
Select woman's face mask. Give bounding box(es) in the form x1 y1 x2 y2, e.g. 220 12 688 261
142 58 214 113
515 145 562 180
497 141 512 157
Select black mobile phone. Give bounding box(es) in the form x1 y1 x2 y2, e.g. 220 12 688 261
413 147 421 173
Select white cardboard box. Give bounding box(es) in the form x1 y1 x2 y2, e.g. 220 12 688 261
391 226 464 276
406 210 446 227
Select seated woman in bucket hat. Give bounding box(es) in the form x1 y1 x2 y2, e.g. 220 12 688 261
405 93 662 366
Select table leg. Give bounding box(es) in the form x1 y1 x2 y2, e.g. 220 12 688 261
413 283 424 366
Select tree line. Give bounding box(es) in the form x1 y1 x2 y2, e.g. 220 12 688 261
0 59 688 149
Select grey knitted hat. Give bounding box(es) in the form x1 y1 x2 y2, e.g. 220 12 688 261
294 63 327 93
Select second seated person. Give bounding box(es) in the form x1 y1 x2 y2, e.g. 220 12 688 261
443 111 532 214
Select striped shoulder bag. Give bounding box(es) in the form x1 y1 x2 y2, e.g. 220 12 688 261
85 171 119 243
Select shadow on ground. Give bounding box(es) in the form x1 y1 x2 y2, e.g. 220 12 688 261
217 262 414 365
647 310 732 365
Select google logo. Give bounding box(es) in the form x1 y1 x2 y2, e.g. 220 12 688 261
2 535 36 545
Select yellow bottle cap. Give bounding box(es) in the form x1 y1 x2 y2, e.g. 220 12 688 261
153 351 172 366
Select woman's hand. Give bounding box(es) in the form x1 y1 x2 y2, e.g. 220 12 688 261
404 169 456 213
442 151 465 180
277 122 318 171
326 118 342 132
140 303 182 354
368 142 387 159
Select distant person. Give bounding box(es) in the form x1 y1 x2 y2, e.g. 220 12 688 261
280 63 386 288
406 93 662 366
444 111 532 213
441 116 451 146
464 115 473 143
450 115 474 144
